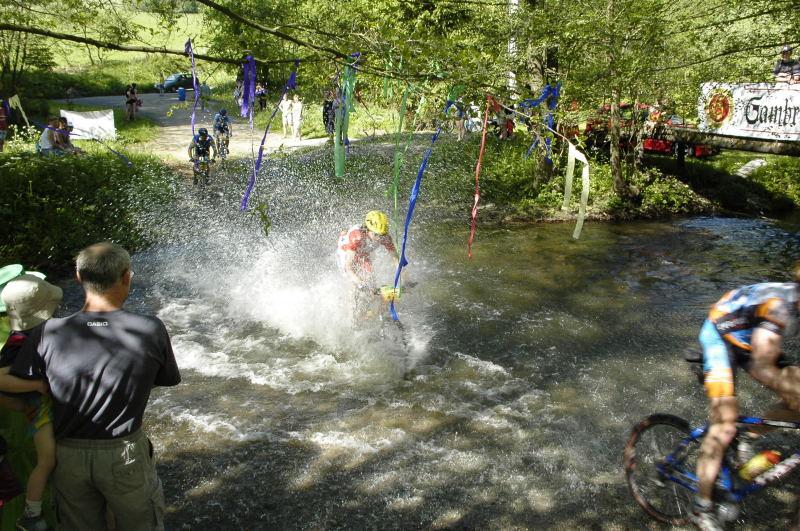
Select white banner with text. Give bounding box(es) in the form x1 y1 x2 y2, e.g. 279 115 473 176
698 82 800 141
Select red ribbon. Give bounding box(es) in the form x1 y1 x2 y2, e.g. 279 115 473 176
468 95 492 259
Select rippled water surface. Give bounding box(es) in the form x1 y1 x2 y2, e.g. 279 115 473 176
57 168 800 529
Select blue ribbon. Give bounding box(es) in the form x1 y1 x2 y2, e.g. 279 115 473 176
185 39 199 135
389 100 453 321
517 83 561 162
241 59 299 211
525 136 539 159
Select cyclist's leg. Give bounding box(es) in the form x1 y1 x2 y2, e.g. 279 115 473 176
697 319 739 502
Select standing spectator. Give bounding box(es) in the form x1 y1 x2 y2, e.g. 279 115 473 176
774 46 797 82
159 73 165 96
455 98 466 141
12 242 181 531
0 96 8 152
322 91 335 135
125 84 137 121
291 93 304 140
0 274 62 531
279 93 293 137
256 83 267 111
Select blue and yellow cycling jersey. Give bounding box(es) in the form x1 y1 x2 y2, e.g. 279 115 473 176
190 134 213 156
700 282 799 398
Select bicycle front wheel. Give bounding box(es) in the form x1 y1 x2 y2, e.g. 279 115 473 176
624 414 699 525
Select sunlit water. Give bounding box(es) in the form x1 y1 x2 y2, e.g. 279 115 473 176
56 156 800 529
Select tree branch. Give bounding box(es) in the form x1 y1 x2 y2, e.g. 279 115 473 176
0 22 310 67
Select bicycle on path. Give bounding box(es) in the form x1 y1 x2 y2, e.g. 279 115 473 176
191 154 214 187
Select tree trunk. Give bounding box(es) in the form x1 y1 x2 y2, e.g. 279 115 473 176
609 91 625 197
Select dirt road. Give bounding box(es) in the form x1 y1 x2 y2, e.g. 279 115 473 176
67 91 327 160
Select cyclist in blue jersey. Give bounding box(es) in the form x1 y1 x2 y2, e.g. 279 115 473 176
213 109 232 157
691 270 800 530
188 127 216 163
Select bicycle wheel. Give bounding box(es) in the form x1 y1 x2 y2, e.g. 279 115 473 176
624 414 698 525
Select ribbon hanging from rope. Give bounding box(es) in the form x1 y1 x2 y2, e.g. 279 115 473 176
387 90 426 244
467 94 493 259
519 83 561 162
241 59 299 211
334 53 360 177
562 142 591 239
7 95 30 127
389 86 409 244
241 56 256 128
185 39 199 135
390 99 454 321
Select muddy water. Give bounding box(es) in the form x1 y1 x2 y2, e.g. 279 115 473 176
54 164 800 529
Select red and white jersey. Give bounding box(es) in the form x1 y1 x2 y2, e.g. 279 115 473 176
336 225 396 275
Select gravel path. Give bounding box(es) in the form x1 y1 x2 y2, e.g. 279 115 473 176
66 91 328 161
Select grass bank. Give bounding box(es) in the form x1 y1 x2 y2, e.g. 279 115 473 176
0 149 179 273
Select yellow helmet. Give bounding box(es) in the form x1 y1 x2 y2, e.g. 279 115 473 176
365 210 389 235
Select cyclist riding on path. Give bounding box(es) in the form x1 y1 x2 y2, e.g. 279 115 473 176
213 109 233 155
691 269 800 530
188 127 216 163
336 211 407 320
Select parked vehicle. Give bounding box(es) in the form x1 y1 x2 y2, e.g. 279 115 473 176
155 73 195 92
585 103 718 158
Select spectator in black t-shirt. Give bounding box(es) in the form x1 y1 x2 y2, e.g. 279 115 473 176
774 46 797 82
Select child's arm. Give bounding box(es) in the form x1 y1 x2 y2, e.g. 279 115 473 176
0 366 47 395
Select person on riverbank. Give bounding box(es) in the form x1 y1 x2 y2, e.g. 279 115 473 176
12 242 181 531
125 84 138 121
39 116 62 156
774 46 798 82
0 274 62 531
279 93 292 137
336 211 405 322
291 93 304 140
690 271 800 530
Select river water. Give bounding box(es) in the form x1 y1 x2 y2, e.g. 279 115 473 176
57 160 800 529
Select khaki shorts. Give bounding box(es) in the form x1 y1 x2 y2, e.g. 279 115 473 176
54 429 165 531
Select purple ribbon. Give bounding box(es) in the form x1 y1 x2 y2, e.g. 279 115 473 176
241 56 256 128
241 59 299 211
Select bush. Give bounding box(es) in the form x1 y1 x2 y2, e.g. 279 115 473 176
0 151 179 272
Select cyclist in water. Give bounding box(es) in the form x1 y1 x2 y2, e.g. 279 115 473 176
213 109 232 157
336 211 406 321
691 268 800 530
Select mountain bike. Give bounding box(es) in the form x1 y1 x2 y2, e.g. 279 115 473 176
191 155 214 187
214 131 230 164
353 283 415 375
623 413 800 526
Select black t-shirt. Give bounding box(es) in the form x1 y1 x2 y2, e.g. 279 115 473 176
12 310 180 439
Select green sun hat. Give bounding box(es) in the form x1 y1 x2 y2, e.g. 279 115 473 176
0 264 47 312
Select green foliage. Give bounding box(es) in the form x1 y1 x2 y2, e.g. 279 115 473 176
0 152 179 272
747 157 800 210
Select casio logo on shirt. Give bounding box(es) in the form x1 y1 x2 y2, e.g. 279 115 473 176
87 322 109 327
